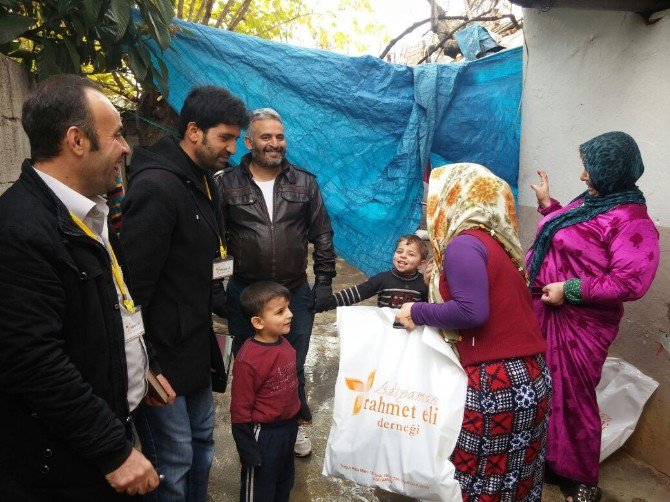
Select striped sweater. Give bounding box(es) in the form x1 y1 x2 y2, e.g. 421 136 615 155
322 269 427 310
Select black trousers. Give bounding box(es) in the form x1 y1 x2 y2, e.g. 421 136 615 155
239 420 299 502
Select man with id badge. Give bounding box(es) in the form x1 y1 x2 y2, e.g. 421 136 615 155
121 86 249 501
0 75 168 501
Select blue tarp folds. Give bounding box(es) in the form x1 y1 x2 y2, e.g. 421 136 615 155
152 17 522 276
455 25 502 61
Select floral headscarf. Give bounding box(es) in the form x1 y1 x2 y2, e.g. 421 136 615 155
426 163 524 313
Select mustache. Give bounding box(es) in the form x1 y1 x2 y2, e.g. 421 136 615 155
263 146 285 153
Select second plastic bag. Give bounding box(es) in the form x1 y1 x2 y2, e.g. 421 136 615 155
597 357 659 462
323 306 467 501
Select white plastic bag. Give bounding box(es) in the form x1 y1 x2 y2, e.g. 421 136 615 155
596 357 658 462
323 306 467 501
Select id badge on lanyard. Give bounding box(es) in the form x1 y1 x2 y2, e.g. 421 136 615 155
213 256 234 280
121 305 145 342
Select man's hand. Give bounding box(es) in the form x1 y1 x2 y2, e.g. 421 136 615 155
395 303 416 331
530 170 552 209
541 282 565 306
105 448 159 496
310 277 332 311
144 373 177 406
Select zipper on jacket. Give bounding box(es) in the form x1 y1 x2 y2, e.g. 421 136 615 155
250 177 278 281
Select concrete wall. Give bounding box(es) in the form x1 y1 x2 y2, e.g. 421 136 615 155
519 7 670 475
0 55 31 194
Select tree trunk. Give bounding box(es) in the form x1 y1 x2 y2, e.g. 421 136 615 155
202 0 214 26
228 0 253 31
214 0 236 28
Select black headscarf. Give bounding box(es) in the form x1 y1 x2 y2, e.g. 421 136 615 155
527 131 646 285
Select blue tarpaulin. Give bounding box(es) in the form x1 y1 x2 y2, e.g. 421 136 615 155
455 25 502 61
150 17 522 276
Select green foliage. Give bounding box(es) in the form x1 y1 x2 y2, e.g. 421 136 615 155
0 0 386 110
186 0 382 53
0 0 174 97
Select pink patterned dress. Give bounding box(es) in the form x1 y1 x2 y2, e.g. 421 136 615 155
527 199 659 485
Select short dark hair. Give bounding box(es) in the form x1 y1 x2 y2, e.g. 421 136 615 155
178 85 250 137
240 281 290 321
22 74 101 162
396 234 428 260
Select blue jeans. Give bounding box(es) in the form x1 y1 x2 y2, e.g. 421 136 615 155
228 278 314 415
135 386 215 502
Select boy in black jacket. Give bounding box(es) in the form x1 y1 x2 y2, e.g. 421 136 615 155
315 234 429 312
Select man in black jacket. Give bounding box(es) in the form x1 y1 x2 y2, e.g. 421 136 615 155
215 108 336 458
121 86 249 501
0 75 165 500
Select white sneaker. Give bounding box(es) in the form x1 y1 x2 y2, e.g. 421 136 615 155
294 425 312 457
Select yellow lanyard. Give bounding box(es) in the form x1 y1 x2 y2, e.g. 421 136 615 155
69 212 136 313
202 176 227 259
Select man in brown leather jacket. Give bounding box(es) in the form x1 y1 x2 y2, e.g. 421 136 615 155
215 108 336 457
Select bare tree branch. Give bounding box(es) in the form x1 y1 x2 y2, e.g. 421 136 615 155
227 0 253 31
418 11 517 64
177 0 184 18
382 5 520 64
380 14 476 60
255 11 319 36
214 0 237 29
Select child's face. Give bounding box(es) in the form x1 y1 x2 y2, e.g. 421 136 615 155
256 296 293 337
393 240 424 274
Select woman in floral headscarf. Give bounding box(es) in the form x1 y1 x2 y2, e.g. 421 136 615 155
526 132 659 502
395 163 550 501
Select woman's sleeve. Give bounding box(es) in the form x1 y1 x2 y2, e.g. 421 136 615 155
538 198 562 216
581 217 660 303
410 234 489 329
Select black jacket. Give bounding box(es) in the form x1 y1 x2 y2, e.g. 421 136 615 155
0 162 136 499
215 154 336 287
121 136 225 395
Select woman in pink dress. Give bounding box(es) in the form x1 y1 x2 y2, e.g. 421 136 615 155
526 131 660 502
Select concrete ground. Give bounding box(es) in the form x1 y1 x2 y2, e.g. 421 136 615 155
210 256 670 502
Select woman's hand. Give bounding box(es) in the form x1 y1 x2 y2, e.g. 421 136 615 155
530 170 552 209
395 302 416 331
541 282 565 306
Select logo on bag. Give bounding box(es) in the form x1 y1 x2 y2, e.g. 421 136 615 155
343 372 439 438
345 371 376 415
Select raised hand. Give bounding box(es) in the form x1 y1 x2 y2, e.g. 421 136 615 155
530 170 551 209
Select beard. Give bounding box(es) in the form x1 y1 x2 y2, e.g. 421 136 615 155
195 138 228 172
251 145 286 168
